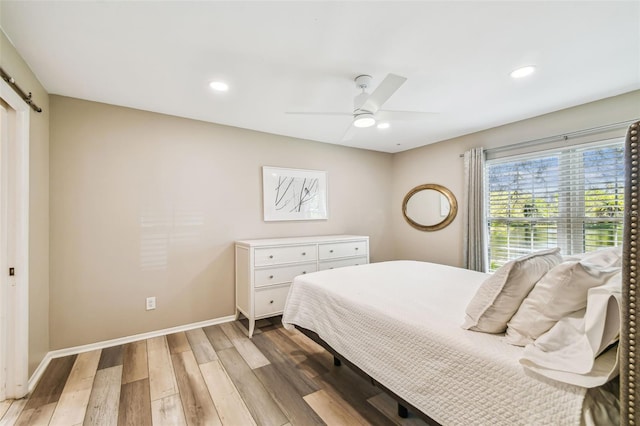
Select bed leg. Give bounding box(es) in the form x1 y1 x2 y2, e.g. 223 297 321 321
398 403 408 418
333 356 341 366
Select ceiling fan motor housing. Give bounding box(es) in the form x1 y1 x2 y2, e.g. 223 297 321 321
354 92 370 113
354 75 373 113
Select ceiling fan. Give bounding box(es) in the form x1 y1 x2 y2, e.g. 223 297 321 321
286 73 434 139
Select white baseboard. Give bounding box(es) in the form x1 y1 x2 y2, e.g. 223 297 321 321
28 314 237 393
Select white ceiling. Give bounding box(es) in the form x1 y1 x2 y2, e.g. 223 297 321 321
1 1 638 153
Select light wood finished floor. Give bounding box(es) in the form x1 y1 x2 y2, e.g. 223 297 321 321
0 318 429 426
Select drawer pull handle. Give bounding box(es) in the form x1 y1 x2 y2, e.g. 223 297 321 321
269 300 274 304
269 255 274 259
329 250 334 253
269 275 274 279
302 271 306 274
355 247 359 250
302 252 306 255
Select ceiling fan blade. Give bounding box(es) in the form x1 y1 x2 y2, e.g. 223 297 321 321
377 109 439 121
285 111 351 116
379 109 438 115
360 73 407 113
341 122 358 142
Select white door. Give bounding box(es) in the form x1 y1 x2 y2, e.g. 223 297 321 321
0 79 30 401
0 100 7 401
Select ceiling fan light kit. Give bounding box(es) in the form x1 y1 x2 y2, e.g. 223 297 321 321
353 112 376 128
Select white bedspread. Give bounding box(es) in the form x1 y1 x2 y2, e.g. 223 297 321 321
282 260 587 426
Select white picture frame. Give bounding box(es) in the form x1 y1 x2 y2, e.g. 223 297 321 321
262 166 328 221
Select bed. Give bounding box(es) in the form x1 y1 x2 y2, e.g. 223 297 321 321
282 260 620 425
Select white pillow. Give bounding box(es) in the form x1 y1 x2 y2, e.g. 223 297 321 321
462 247 562 333
562 246 622 267
505 261 619 346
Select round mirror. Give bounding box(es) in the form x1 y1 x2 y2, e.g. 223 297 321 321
402 184 458 231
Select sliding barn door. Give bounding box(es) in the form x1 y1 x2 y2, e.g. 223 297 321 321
0 79 30 401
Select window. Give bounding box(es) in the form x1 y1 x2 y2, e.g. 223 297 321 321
486 139 624 271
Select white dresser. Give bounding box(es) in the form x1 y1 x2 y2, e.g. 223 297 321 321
235 235 369 337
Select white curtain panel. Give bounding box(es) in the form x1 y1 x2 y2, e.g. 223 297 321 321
463 147 488 272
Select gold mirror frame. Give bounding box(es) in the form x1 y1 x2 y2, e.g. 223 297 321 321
623 121 639 426
402 183 458 232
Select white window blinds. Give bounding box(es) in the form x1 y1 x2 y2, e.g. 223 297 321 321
485 138 624 271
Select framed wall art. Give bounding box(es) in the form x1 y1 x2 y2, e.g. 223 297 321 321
262 167 328 221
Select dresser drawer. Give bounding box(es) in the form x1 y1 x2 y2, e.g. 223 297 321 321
254 263 317 288
254 245 317 266
318 240 367 260
255 285 290 317
318 256 368 271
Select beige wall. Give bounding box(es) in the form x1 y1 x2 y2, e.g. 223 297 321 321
0 30 50 375
49 96 394 349
392 90 640 267
4 20 639 359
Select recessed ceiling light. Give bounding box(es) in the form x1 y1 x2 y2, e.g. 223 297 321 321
377 122 390 129
510 66 536 79
209 81 229 92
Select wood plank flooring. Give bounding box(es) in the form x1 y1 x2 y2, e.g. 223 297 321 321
0 318 429 425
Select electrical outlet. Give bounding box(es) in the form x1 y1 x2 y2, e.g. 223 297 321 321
146 296 156 310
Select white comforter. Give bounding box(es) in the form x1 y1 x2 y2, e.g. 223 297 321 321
282 260 587 426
